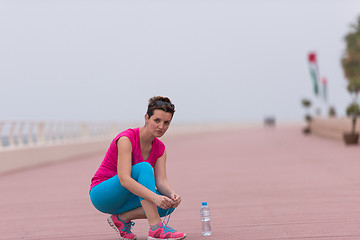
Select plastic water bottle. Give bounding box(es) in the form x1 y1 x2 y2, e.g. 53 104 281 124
200 202 212 236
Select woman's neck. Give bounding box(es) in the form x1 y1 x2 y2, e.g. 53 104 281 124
139 125 155 145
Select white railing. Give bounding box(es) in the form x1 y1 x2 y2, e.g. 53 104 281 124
0 121 123 150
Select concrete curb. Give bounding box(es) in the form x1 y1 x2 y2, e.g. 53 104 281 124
0 138 110 175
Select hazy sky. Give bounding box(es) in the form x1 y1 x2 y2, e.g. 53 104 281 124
1 0 359 124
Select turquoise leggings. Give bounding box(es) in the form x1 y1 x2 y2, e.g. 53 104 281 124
90 162 174 217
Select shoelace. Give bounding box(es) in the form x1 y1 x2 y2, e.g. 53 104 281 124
160 208 175 233
122 221 135 234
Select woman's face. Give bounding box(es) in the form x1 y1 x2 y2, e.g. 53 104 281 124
145 109 173 138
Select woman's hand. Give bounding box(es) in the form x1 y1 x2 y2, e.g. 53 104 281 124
154 195 175 209
170 193 182 208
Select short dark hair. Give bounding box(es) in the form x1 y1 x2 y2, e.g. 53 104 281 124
147 96 175 118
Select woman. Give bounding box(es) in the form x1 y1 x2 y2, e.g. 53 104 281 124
90 96 186 240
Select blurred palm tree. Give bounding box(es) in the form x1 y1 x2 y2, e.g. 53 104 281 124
301 98 312 134
341 16 360 137
342 16 360 101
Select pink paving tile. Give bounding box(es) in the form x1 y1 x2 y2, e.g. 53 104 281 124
0 125 360 239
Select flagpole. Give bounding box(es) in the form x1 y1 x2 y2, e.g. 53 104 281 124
308 52 321 117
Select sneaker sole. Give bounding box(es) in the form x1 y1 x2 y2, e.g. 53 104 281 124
107 216 137 240
147 234 186 240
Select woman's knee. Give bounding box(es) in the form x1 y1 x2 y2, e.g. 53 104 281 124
131 162 156 193
132 162 154 179
133 161 153 170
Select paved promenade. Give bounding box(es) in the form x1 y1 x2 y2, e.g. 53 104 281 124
1 125 360 239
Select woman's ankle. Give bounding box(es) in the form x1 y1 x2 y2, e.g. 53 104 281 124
150 222 161 230
115 213 128 222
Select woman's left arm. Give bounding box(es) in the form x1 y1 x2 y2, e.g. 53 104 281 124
154 150 182 208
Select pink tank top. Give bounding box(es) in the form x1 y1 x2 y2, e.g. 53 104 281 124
90 127 165 189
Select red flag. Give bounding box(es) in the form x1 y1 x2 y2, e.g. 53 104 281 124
308 53 316 63
308 52 320 95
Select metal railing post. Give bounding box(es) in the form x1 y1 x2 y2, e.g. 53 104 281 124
37 122 45 145
54 122 61 143
0 121 3 149
8 122 16 148
28 122 35 146
81 122 89 140
17 122 24 147
46 122 54 144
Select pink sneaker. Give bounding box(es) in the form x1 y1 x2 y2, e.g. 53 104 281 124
107 215 137 240
148 222 186 240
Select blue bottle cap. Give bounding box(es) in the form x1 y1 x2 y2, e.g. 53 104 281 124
202 202 207 206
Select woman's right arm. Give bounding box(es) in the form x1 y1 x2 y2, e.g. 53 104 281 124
117 137 174 209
